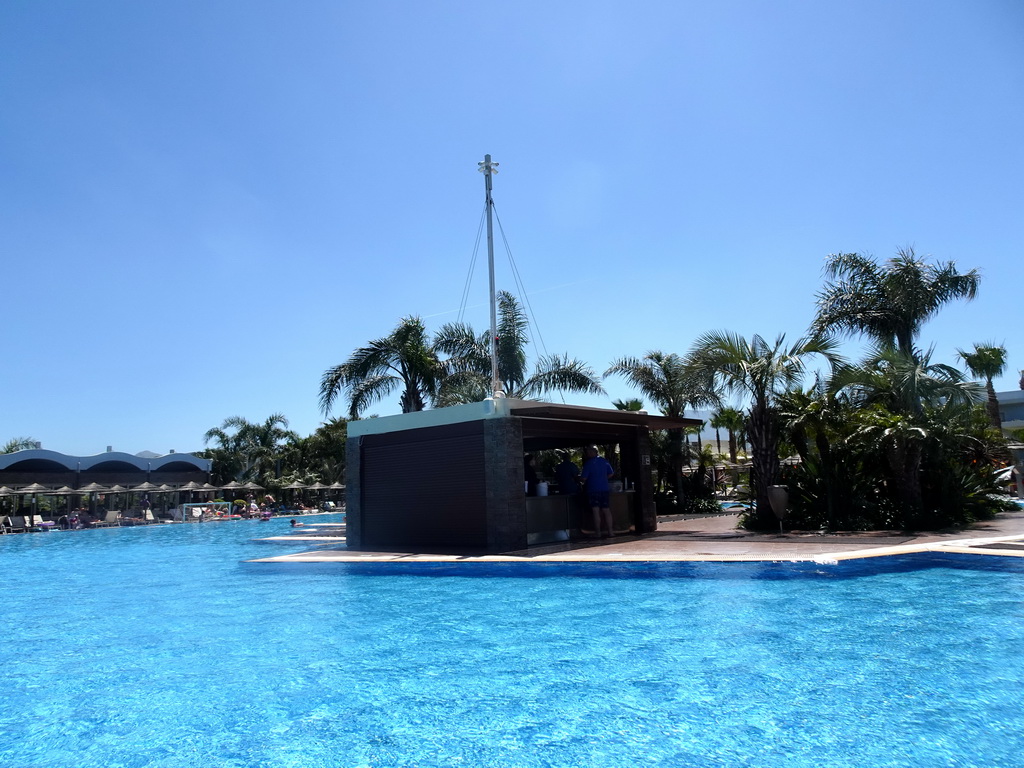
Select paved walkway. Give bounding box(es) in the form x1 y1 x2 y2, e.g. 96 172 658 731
250 505 1024 564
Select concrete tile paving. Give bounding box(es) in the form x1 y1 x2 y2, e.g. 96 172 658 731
250 507 1024 564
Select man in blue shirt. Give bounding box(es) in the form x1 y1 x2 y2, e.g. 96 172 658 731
580 445 614 538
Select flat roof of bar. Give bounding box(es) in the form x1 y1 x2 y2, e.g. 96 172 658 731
347 398 703 438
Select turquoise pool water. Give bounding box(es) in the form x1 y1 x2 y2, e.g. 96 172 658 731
2 519 1023 767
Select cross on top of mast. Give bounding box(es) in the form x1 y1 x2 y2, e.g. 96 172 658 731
477 155 499 176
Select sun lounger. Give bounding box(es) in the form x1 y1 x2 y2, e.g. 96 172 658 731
6 515 28 533
93 509 122 528
24 514 55 531
1 516 23 533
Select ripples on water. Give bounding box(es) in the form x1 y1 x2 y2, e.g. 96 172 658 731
1 518 1023 767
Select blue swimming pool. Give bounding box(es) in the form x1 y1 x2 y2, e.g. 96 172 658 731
2 519 1023 767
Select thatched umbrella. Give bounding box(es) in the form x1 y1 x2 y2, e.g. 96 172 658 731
283 480 307 507
177 480 205 506
328 481 346 505
127 481 159 518
0 486 14 517
106 484 128 513
77 482 110 515
306 481 328 509
218 481 241 500
153 483 174 515
49 485 76 517
18 483 49 519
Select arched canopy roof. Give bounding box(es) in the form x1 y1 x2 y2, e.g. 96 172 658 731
0 449 212 473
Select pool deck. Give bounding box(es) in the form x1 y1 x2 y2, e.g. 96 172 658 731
250 505 1024 564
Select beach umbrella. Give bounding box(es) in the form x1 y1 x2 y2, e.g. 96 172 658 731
0 486 14 518
48 485 76 515
221 481 246 503
327 481 346 502
18 483 49 517
178 480 207 505
17 483 50 494
153 483 174 514
305 481 328 508
77 482 109 515
281 481 306 508
178 481 200 504
130 481 161 516
107 484 129 512
242 481 264 491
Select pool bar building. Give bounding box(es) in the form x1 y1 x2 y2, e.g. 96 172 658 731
345 398 702 552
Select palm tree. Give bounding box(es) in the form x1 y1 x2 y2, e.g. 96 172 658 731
710 407 745 463
281 417 349 485
776 373 869 530
956 343 1007 430
838 347 982 526
433 291 604 404
687 332 843 527
813 248 980 362
605 351 719 506
612 398 645 412
204 414 298 485
320 316 442 418
841 345 982 418
2 437 37 453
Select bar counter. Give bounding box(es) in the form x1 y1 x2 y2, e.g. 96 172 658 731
525 491 636 544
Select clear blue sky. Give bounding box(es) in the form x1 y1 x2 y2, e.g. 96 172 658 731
2 1 1022 456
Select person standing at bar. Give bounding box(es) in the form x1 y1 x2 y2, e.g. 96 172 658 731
524 454 539 496
554 452 580 496
581 445 614 537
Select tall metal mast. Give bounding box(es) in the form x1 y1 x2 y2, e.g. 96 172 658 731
478 154 504 399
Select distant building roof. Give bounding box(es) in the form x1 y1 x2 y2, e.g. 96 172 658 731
0 449 211 473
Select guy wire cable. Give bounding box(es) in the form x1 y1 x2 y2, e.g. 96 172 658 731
494 204 571 404
457 205 487 324
493 205 550 358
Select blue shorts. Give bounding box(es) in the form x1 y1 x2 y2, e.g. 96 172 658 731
588 491 610 508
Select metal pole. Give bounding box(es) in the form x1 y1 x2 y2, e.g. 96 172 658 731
479 154 503 399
